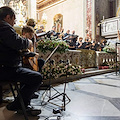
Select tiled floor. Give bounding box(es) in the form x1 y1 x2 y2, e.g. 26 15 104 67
1 72 120 120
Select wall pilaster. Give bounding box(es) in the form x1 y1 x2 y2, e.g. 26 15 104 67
92 0 95 40
27 0 36 20
83 0 87 40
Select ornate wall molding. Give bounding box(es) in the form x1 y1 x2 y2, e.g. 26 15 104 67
37 0 66 11
101 16 120 38
7 0 27 26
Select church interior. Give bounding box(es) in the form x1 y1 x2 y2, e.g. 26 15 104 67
0 0 120 120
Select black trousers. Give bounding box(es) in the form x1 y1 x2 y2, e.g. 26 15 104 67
0 66 42 106
38 58 45 72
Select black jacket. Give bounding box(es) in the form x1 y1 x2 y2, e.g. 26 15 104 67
0 20 29 67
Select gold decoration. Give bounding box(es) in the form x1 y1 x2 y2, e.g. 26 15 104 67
41 13 47 31
116 7 120 16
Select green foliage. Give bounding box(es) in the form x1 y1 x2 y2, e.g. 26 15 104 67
103 45 116 54
37 37 69 54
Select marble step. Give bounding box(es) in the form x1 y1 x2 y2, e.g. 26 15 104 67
85 67 98 72
42 69 116 86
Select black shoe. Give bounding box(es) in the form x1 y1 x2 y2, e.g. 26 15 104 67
6 102 41 116
31 93 39 99
6 101 21 111
17 106 41 116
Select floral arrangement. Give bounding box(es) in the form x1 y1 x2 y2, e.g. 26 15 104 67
37 37 69 53
41 59 84 80
103 45 116 53
98 61 109 69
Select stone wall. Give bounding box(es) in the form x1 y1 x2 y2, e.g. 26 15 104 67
37 0 84 37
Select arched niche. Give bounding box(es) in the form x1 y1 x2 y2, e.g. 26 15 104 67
53 14 63 33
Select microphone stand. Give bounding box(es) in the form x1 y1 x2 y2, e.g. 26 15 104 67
39 51 71 120
115 42 120 75
40 45 62 106
47 60 71 112
40 49 71 112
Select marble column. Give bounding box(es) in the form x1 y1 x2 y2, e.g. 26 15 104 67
85 0 96 40
27 0 36 20
83 0 87 40
0 0 4 7
92 0 95 39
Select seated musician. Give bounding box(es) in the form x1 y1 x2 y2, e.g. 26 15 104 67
82 37 92 49
68 35 78 50
50 26 57 36
47 26 60 39
76 37 83 49
36 25 46 41
36 25 44 34
22 25 45 72
100 39 106 51
0 6 42 115
63 30 70 40
90 40 100 51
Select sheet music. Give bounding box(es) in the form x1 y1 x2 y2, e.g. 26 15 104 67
36 32 46 37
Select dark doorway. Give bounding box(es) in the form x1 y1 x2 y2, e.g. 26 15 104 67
109 0 116 18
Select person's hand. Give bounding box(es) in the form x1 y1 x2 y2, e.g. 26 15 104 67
35 42 38 48
35 53 39 58
85 45 88 48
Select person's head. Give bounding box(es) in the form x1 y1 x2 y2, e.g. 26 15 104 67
79 37 83 42
100 39 106 44
85 37 89 42
73 35 78 42
72 30 75 35
66 30 70 34
26 18 36 28
40 25 44 30
52 26 56 31
0 6 16 26
22 26 34 39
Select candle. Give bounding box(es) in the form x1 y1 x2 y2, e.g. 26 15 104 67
103 16 104 20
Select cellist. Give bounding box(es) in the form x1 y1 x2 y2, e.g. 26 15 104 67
0 6 42 115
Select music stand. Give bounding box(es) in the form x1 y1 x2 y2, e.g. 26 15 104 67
40 45 63 106
40 46 71 112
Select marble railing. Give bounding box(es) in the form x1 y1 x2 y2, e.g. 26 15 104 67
37 49 96 68
37 49 116 68
96 51 116 66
